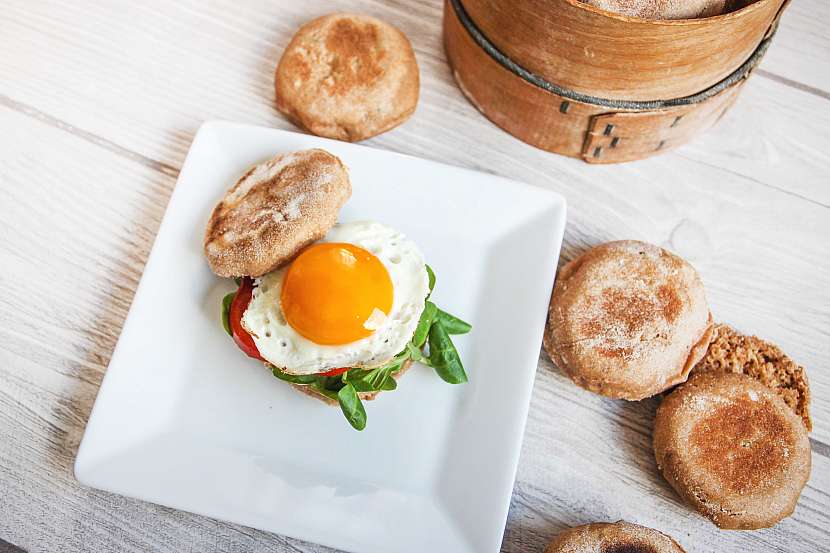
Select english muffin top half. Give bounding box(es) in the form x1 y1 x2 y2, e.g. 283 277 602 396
275 13 419 142
204 149 350 278
654 372 811 529
546 521 686 553
545 240 713 400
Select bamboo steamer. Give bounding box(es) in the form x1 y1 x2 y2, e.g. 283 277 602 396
443 0 790 163
461 0 786 100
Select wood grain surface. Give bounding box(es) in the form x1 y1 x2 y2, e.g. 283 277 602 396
0 1 828 552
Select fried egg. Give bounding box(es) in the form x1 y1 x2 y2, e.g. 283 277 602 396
242 221 429 374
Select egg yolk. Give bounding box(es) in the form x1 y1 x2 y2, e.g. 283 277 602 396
280 243 394 345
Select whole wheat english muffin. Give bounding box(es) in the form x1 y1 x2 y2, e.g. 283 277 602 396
544 240 713 400
275 13 419 142
692 323 812 430
546 521 686 553
204 149 350 277
579 0 741 19
654 372 811 529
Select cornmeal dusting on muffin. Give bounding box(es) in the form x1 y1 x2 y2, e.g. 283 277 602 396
321 19 386 95
689 396 795 494
563 243 694 362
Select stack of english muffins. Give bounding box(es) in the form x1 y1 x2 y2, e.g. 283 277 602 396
543 240 813 535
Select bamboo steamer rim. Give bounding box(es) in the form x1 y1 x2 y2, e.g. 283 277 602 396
450 0 776 110
559 0 775 26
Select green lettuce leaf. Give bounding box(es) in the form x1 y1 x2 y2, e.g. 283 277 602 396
221 292 236 336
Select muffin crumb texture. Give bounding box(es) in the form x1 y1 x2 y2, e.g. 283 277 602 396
693 324 811 430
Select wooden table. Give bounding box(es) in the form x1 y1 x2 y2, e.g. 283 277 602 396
1 1 828 552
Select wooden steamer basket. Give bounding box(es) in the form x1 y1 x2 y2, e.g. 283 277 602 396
443 0 790 163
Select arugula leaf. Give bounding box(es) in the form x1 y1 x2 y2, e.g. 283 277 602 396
233 277 242 286
221 292 236 336
412 301 438 347
337 383 367 431
428 322 468 384
271 366 322 385
435 308 472 335
425 264 436 295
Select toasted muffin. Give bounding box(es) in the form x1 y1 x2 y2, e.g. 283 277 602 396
654 372 811 529
291 359 413 405
692 324 812 430
544 241 713 400
579 0 732 19
546 521 686 553
275 13 419 142
204 149 350 277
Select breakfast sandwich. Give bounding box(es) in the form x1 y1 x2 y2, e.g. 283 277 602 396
204 149 470 430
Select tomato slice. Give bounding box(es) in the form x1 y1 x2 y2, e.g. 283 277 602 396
228 278 352 377
229 277 265 362
319 367 350 377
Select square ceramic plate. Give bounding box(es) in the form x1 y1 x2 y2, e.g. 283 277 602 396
75 122 567 553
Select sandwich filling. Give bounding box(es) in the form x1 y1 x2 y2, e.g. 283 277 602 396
221 221 470 430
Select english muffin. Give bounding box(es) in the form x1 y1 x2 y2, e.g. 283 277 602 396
275 13 419 142
693 323 812 430
544 241 713 400
653 372 811 529
204 149 350 278
546 521 686 553
579 0 735 19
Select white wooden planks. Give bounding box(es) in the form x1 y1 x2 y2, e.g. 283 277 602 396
0 1 828 552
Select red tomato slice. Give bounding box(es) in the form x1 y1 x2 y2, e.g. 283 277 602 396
319 367 350 377
229 277 265 362
228 278 352 377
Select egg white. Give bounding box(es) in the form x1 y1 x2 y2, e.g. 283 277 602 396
242 221 429 374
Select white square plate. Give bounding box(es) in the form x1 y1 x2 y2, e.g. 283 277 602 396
75 122 567 553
